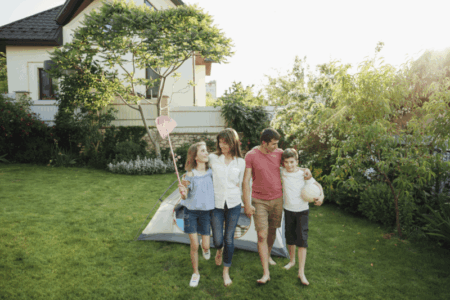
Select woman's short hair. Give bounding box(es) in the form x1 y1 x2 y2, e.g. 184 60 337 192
185 141 209 171
281 148 298 162
260 128 281 145
215 128 242 158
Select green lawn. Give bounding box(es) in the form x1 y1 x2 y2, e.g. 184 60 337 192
1 164 449 300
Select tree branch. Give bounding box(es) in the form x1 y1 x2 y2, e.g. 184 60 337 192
116 92 139 111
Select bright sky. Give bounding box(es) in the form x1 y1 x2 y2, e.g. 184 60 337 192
1 0 449 97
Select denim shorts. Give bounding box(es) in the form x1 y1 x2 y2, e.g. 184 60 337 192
183 207 212 236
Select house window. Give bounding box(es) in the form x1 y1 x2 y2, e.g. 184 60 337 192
145 0 155 9
38 68 55 100
146 67 160 98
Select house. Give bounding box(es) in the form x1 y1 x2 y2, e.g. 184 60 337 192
0 0 215 109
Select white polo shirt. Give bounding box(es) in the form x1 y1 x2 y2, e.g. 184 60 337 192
209 153 246 209
281 167 316 212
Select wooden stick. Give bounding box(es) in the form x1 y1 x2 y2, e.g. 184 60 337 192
168 134 181 185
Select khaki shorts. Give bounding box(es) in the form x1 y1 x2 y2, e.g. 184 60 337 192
252 196 283 232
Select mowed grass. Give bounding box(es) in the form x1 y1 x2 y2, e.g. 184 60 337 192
0 164 449 300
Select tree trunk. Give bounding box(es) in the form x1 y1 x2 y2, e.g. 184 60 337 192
394 195 402 238
138 103 161 158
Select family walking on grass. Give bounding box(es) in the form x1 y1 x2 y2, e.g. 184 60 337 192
178 128 325 287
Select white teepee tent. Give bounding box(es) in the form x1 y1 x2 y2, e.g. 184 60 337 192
138 181 289 257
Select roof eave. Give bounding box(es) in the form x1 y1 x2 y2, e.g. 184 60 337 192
55 0 85 26
0 39 62 47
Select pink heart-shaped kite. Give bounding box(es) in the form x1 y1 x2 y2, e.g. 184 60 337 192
155 116 177 139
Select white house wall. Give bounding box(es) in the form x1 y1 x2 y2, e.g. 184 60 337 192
195 65 206 106
6 46 55 100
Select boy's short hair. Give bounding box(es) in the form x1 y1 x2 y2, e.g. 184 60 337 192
260 128 280 144
282 148 298 163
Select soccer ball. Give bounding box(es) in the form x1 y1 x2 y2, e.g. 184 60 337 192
301 182 321 203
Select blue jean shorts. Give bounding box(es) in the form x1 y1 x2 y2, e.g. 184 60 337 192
183 207 212 236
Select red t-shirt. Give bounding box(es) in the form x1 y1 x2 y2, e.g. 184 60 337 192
245 147 283 200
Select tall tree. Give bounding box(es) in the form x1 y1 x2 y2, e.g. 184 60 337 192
48 0 233 156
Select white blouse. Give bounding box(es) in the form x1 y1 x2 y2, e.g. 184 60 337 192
208 153 246 209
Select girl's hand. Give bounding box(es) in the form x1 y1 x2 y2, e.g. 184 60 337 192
181 174 190 188
178 184 187 199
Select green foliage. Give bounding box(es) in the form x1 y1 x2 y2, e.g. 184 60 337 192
0 153 9 163
265 56 309 107
270 57 347 160
49 139 77 167
423 193 450 247
272 44 450 239
0 94 54 164
113 141 148 163
218 82 268 107
53 106 117 168
218 82 270 150
358 182 415 228
205 92 216 106
0 52 6 93
102 125 149 162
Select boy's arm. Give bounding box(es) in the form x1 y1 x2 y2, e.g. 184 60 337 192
313 181 324 206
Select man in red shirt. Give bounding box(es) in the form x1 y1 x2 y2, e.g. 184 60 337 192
243 128 311 284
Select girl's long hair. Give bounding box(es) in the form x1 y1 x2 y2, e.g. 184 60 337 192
214 128 242 158
185 141 209 171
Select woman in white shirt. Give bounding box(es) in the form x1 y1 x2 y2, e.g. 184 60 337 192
209 128 246 287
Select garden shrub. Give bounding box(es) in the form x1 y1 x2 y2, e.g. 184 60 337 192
49 139 77 167
328 182 362 215
52 102 116 168
358 182 416 229
113 140 147 163
107 156 175 175
0 95 54 164
422 192 450 248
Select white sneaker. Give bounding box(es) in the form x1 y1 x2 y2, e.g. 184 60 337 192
190 273 200 287
202 248 211 260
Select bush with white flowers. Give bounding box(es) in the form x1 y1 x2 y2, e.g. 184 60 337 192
107 156 175 175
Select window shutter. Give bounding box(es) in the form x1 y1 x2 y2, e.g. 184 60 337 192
146 67 160 98
39 69 54 100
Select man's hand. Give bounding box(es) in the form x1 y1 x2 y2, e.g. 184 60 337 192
304 168 312 180
245 205 256 218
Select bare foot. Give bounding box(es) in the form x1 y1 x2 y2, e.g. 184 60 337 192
257 274 271 284
298 274 309 286
269 257 277 265
215 249 223 266
283 261 296 270
223 273 232 287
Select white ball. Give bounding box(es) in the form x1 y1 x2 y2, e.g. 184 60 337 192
301 182 321 203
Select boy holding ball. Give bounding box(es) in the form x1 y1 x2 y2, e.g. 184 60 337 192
281 148 324 285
